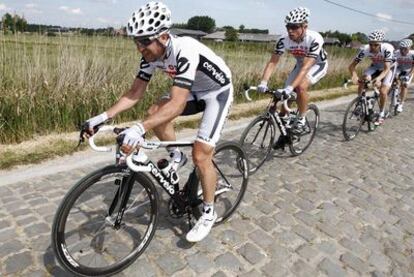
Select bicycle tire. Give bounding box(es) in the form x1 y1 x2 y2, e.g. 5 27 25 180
367 96 380 132
192 141 249 225
342 96 366 140
52 165 159 277
239 114 276 174
289 104 319 155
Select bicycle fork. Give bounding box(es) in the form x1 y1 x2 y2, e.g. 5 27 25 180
106 174 135 229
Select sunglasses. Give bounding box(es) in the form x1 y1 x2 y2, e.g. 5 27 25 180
133 37 154 47
369 43 380 47
285 24 302 30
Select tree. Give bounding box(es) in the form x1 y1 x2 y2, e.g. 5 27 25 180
351 32 368 44
1 13 27 33
239 24 245 32
225 27 238 41
187 16 215 33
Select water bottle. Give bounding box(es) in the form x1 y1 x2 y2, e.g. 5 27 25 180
157 159 180 191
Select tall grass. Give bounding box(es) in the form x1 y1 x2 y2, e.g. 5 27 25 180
1 33 358 144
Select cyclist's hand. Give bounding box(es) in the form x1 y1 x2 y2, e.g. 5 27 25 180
119 123 145 154
81 112 108 139
373 78 381 88
351 75 359 85
276 86 294 100
257 81 268 93
401 75 410 83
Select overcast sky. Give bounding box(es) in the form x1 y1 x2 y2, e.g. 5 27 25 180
1 0 414 40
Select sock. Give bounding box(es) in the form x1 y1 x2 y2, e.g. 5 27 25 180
202 202 214 217
379 110 385 117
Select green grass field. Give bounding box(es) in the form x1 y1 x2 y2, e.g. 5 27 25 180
0 33 359 144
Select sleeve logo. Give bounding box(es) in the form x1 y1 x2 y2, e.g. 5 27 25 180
176 51 190 75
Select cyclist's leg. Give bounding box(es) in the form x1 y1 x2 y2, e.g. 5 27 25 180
400 72 412 108
379 70 394 115
148 98 176 141
186 85 233 242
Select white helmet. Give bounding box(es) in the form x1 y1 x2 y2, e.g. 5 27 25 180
399 38 413 48
127 2 172 38
368 30 385 42
285 7 310 24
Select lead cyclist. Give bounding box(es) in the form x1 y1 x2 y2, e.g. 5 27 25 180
394 38 414 113
82 1 234 242
257 7 328 150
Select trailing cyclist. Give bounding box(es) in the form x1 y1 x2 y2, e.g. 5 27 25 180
393 38 414 113
257 7 328 150
348 30 395 125
82 1 233 242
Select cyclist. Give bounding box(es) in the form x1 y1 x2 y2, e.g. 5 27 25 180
257 7 328 150
393 38 414 113
82 1 233 242
348 30 395 125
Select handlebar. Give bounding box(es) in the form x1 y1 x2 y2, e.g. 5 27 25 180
244 86 297 113
86 125 193 172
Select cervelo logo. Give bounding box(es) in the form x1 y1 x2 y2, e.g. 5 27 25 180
202 61 227 85
149 163 175 194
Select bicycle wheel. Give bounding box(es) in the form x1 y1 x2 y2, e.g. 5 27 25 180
52 165 159 277
289 104 319 155
193 141 249 224
367 97 380 132
239 114 276 174
342 97 366 140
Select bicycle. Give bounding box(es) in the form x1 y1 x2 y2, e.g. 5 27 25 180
342 80 381 141
387 77 401 117
239 86 319 174
51 126 249 276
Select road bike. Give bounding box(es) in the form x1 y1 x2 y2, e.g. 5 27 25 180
342 80 381 140
239 86 319 174
52 126 249 276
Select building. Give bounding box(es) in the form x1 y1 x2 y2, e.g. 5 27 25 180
324 37 341 46
170 28 207 40
202 31 279 43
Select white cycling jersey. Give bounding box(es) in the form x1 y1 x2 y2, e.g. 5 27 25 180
137 35 232 93
354 43 394 70
394 49 414 72
274 30 328 64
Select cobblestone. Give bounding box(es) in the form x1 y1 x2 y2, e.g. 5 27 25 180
1 94 414 275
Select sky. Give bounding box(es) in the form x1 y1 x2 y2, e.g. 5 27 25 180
1 0 414 40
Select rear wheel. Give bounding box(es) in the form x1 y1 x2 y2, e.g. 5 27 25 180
52 165 159 277
239 114 276 174
289 104 319 155
342 96 365 140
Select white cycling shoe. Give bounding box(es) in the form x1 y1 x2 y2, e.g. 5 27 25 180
186 211 217 242
397 104 403 113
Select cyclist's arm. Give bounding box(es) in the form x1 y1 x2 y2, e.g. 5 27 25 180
141 86 189 131
348 60 360 84
374 61 391 81
290 56 316 88
261 54 280 82
106 78 148 118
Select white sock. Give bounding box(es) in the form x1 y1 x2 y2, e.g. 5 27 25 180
202 202 214 218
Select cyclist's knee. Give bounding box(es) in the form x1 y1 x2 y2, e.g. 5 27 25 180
147 104 159 116
192 142 214 168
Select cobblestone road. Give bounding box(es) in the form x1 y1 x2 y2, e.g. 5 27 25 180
1 93 414 276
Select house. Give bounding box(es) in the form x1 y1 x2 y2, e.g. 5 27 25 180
324 37 341 46
347 40 362 49
202 31 279 43
170 28 207 40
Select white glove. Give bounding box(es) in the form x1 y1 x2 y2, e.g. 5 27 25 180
257 81 268 93
121 123 145 148
86 112 108 128
276 86 294 100
401 75 410 83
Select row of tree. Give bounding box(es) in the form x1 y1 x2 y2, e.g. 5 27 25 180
3 12 414 44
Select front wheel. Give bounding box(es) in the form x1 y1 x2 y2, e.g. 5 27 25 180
289 104 319 155
52 165 159 277
239 114 276 174
342 96 366 140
